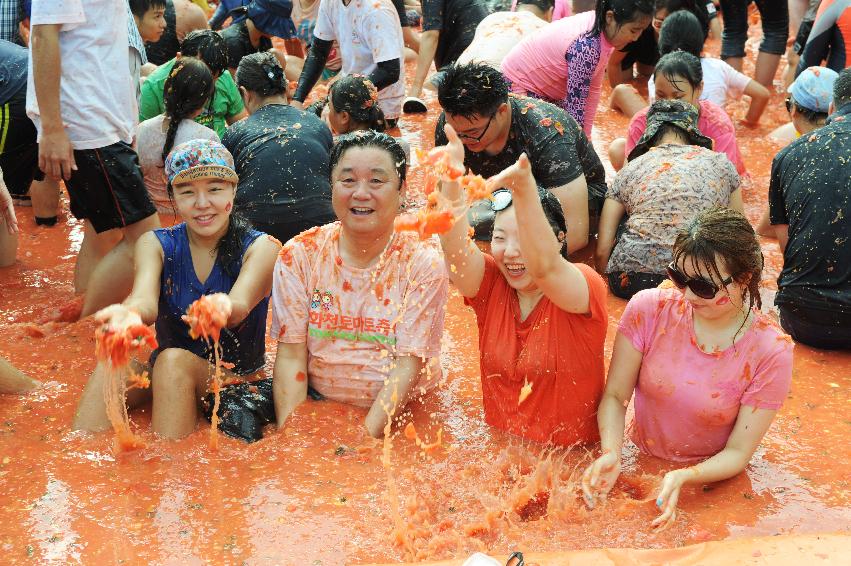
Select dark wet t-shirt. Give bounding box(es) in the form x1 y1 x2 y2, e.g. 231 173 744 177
0 39 27 104
768 104 851 314
435 95 607 237
221 20 273 70
221 104 334 228
422 0 489 70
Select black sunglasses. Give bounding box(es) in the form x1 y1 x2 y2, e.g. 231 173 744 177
456 113 495 142
666 262 733 299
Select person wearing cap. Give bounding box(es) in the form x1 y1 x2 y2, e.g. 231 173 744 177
73 139 282 440
220 0 301 81
290 0 406 124
140 29 248 138
767 65 838 147
434 123 608 447
766 67 851 350
596 100 742 299
144 0 210 66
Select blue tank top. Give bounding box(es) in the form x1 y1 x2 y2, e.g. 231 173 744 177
152 223 269 375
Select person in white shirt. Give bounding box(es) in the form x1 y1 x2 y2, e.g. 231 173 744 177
28 0 160 317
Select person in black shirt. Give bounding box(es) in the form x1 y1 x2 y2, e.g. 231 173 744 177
220 0 298 78
767 67 851 350
434 62 607 253
408 0 489 101
224 52 335 243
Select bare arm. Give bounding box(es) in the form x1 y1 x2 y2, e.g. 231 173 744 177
742 80 770 125
487 154 591 314
364 355 423 438
408 29 439 98
773 224 789 252
272 341 308 427
595 198 626 275
549 175 590 253
606 50 629 88
122 232 166 325
227 236 281 326
31 24 76 180
436 124 486 297
728 187 744 214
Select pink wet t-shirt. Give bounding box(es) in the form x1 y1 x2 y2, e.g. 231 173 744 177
625 99 746 174
619 288 793 462
271 223 449 407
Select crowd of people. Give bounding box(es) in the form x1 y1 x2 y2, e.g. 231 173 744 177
1 0 850 547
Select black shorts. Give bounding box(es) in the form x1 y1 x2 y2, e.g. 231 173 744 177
66 141 157 233
390 0 410 27
0 88 45 197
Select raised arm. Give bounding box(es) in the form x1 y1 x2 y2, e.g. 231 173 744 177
31 24 76 180
486 153 590 314
436 124 486 297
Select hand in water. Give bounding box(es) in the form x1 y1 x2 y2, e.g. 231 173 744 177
485 153 537 197
581 451 621 509
0 179 18 235
651 468 688 531
94 304 143 333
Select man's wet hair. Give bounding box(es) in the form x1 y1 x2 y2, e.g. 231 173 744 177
330 130 407 185
437 62 509 120
129 0 166 18
834 68 851 109
517 0 555 12
181 30 229 77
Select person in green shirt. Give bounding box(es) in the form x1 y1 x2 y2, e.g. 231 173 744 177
139 29 247 137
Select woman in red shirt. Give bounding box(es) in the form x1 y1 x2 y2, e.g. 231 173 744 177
436 124 608 446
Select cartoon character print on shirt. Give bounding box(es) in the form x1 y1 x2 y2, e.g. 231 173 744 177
321 291 334 311
310 289 322 309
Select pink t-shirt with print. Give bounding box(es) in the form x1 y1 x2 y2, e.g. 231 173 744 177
271 223 449 407
619 288 793 462
625 99 747 175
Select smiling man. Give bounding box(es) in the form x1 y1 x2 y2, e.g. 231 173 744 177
434 62 607 253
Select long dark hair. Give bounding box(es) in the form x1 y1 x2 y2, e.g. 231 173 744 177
658 9 705 57
162 57 215 162
329 74 387 132
591 0 655 35
235 51 287 97
330 130 407 184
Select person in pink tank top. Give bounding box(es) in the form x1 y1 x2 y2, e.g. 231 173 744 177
502 0 653 135
582 208 793 531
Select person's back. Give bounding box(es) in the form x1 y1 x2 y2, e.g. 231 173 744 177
223 104 335 242
768 85 851 349
423 0 490 70
456 10 548 70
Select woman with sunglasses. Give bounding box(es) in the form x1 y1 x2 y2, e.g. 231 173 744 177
582 207 793 530
436 124 609 446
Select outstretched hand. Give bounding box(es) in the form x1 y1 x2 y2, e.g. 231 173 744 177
651 468 690 531
581 450 621 509
94 304 143 333
485 153 537 196
0 177 18 235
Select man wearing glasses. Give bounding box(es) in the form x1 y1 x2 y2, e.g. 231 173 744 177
434 62 606 254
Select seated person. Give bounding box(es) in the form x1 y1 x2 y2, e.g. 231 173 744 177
144 0 210 65
140 29 248 137
73 140 281 440
291 0 406 125
436 124 608 446
209 0 250 30
0 356 40 394
768 66 837 147
796 0 851 77
435 62 608 253
609 51 746 174
767 68 851 350
511 0 571 20
220 0 302 81
611 10 770 124
502 0 653 135
597 100 742 299
455 0 553 71
129 0 168 93
583 208 793 529
136 57 219 219
271 131 449 438
607 0 710 88
407 0 490 102
224 52 336 244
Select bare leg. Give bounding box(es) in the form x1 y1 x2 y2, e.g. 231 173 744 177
609 84 648 119
81 213 160 317
29 178 60 220
72 359 151 432
609 137 627 171
0 356 40 394
0 217 16 267
150 348 214 439
725 56 744 72
753 51 782 89
74 221 122 295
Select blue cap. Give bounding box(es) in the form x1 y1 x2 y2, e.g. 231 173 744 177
238 0 297 40
789 67 839 113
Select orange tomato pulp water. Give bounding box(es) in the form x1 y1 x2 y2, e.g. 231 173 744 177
1 45 851 563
